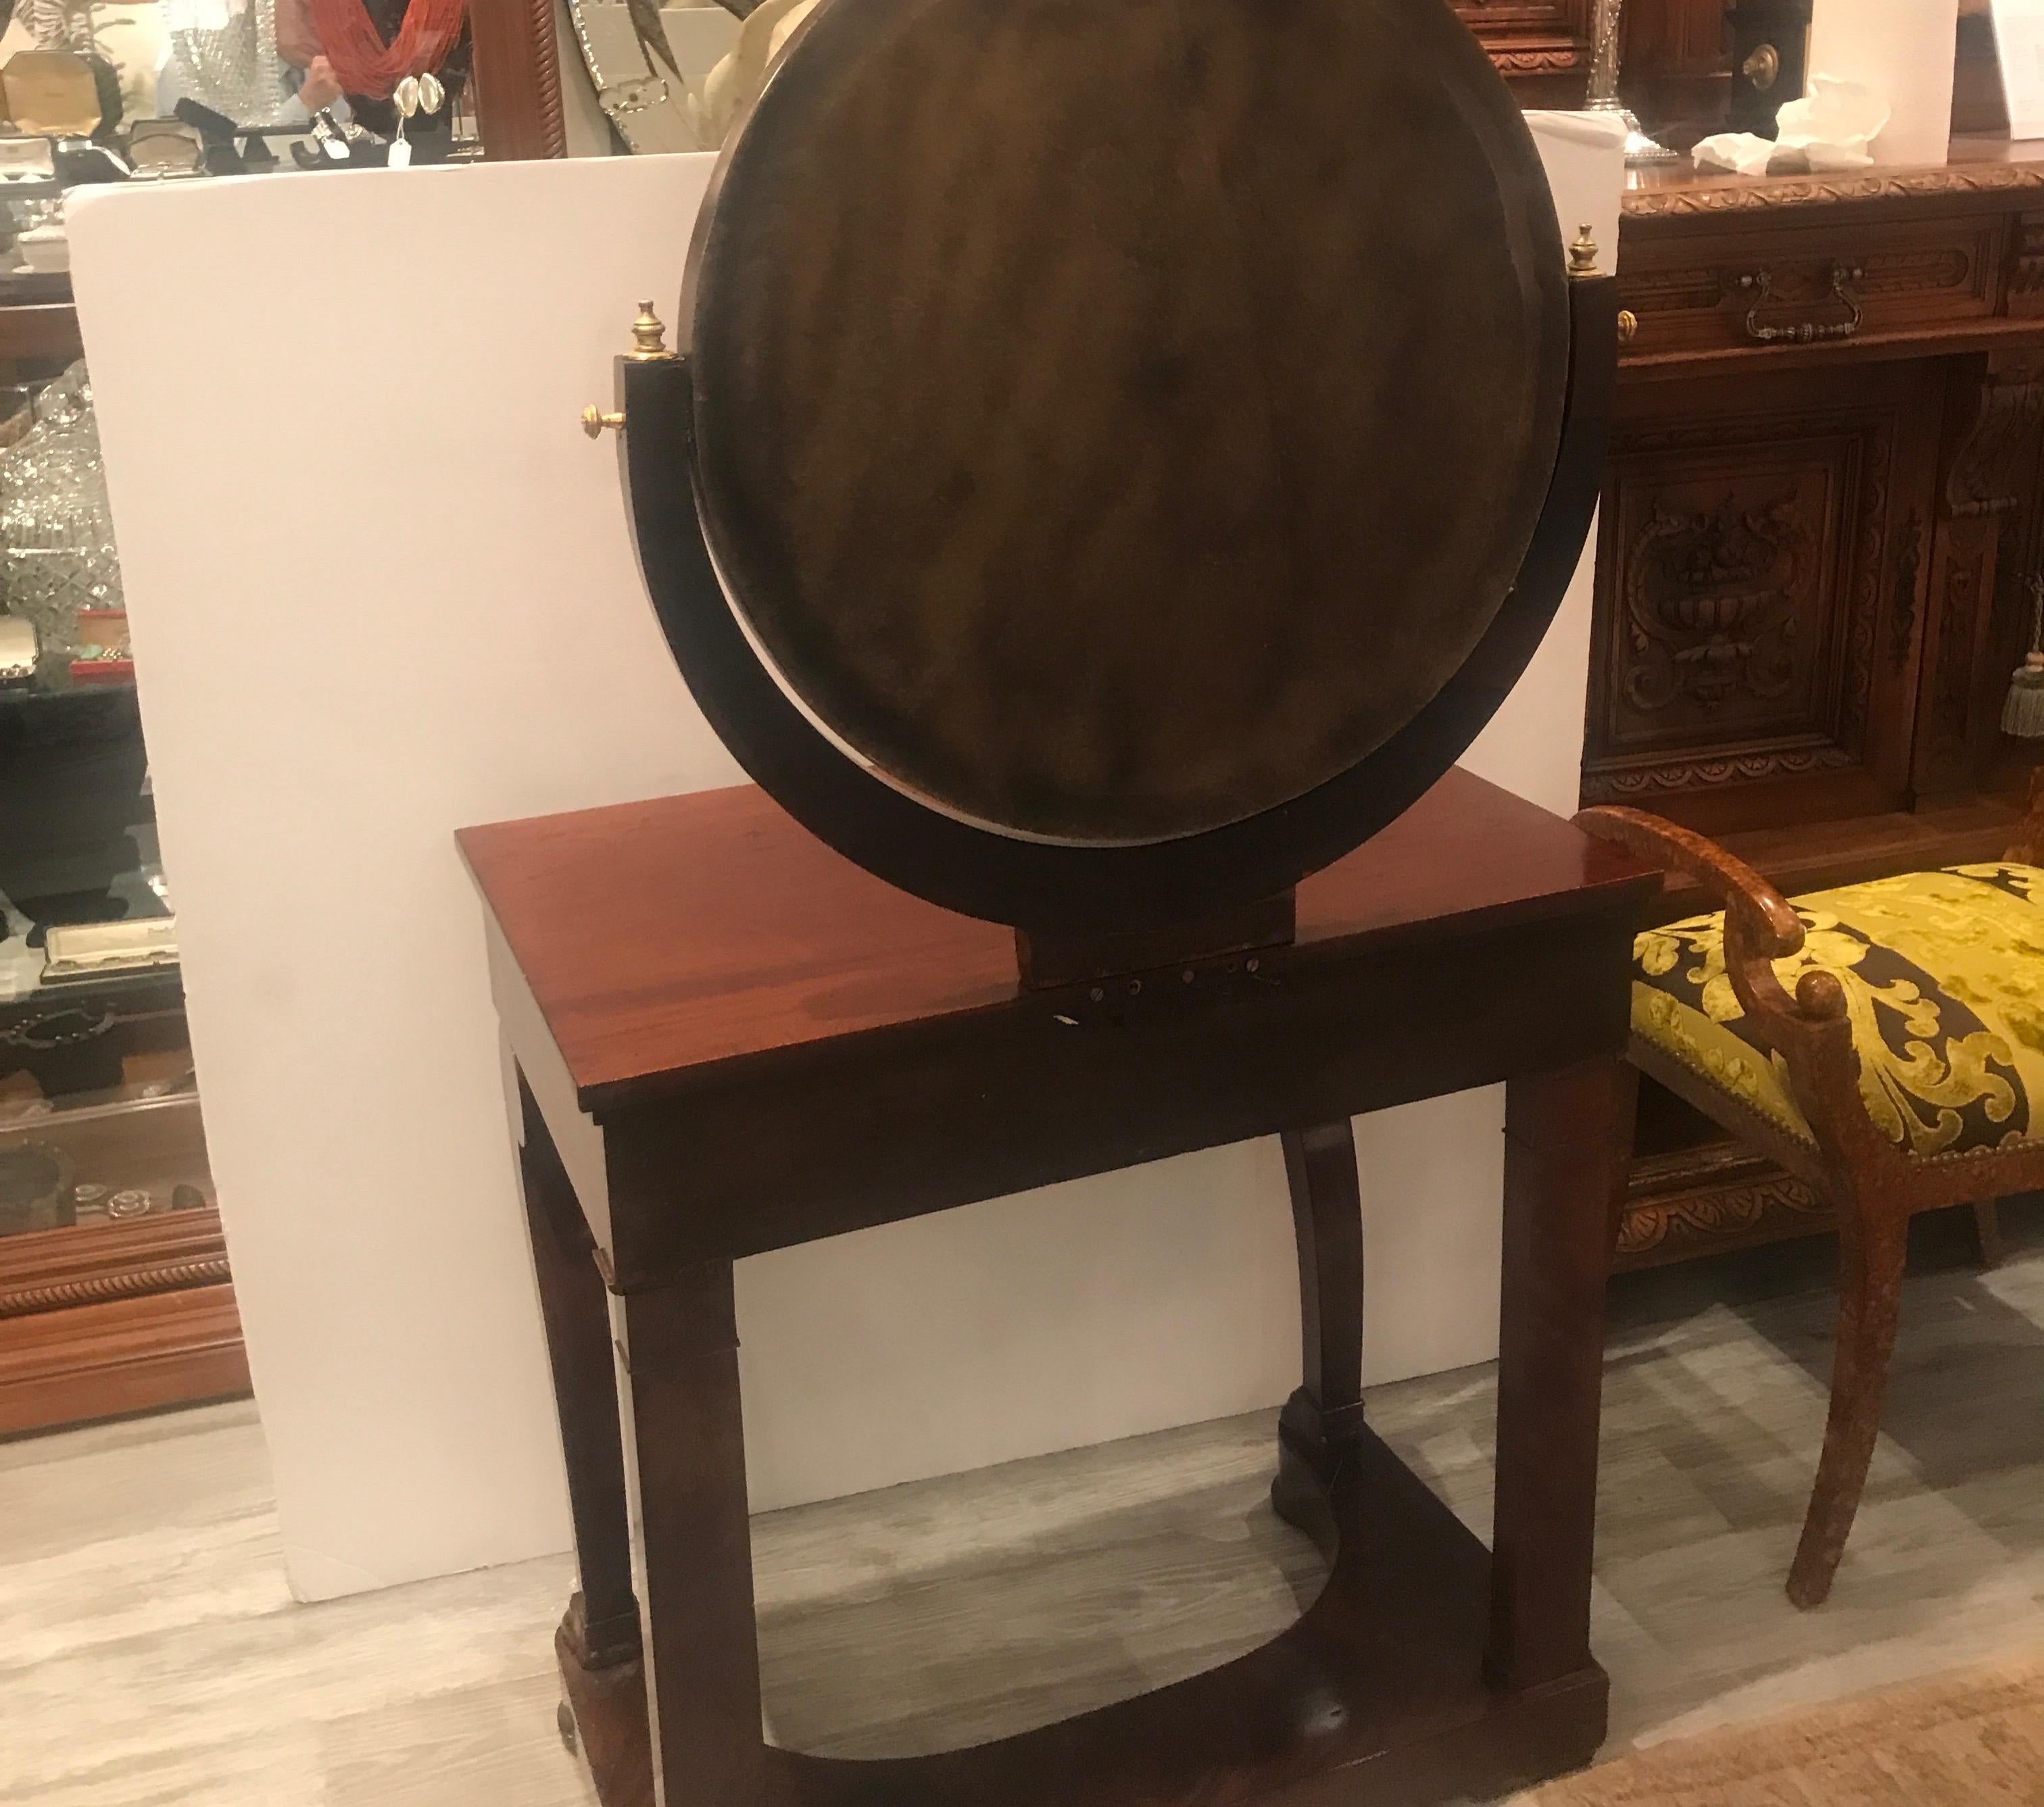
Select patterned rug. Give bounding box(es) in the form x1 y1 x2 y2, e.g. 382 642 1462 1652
1521 1652 2044 1806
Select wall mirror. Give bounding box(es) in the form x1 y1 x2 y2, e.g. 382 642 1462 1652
563 0 836 151
548 0 1634 157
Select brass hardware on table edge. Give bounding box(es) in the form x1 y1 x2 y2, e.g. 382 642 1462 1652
1617 309 1638 344
1737 264 1866 345
1567 225 1601 279
581 405 625 439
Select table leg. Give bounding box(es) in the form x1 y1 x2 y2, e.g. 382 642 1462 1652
1272 1120 1366 1550
1486 1058 1627 1695
516 1071 639 1670
618 1262 769 1807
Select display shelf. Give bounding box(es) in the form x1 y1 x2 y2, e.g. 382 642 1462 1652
0 667 224 1429
0 1273 246 1434
0 271 73 305
0 683 151 909
0 1092 243 1433
0 290 240 1429
0 671 136 708
0 924 186 1098
0 1089 212 1234
0 675 164 1061
0 297 82 365
0 1179 224 1306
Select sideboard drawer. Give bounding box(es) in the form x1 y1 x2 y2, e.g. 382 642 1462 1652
1620 215 2004 358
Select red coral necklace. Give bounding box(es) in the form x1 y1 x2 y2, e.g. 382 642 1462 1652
309 0 466 100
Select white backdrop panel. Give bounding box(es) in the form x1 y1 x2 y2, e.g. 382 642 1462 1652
68 122 1618 1600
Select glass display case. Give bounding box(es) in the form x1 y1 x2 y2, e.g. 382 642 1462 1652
0 351 246 1436
0 0 491 1436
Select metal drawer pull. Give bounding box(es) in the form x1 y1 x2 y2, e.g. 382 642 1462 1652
1737 264 1865 345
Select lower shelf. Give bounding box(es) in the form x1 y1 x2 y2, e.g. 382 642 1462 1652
558 1429 1606 1807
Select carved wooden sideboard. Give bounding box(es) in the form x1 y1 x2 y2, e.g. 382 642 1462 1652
1453 0 1597 102
1603 141 2044 1267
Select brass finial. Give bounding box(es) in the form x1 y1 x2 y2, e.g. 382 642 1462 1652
627 300 677 362
1568 225 1601 279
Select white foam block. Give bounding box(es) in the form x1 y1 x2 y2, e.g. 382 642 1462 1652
1811 0 1959 168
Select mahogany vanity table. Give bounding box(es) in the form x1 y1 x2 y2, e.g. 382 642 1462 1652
462 0 1651 1798
464 772 1652 1807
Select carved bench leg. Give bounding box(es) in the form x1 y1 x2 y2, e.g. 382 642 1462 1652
1787 1203 1909 1610
1272 1120 1365 1555
516 1070 641 1672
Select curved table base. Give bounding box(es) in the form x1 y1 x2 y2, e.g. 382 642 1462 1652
556 1422 1605 1807
549 1104 1613 1807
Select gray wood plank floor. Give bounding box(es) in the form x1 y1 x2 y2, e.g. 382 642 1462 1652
6 1206 2044 1806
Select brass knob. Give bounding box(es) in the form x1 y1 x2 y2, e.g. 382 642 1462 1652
581 405 625 439
1743 43 1780 93
1567 225 1601 279
1618 309 1638 344
627 299 677 362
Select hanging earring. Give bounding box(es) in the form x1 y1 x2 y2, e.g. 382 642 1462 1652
390 74 420 168
417 70 444 117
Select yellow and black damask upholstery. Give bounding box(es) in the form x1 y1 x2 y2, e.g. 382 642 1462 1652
1632 865 2044 1158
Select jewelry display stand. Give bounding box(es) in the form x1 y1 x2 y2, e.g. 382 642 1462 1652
462 1 1649 1800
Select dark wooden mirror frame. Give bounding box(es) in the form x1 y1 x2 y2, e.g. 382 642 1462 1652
472 0 1622 1001
614 269 1616 947
592 0 1623 978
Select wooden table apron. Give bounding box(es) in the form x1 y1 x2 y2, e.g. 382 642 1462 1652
463 774 1653 1807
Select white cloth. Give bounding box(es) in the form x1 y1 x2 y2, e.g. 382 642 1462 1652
1695 74 1892 177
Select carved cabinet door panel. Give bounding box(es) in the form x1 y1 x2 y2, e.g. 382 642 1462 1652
1585 361 1947 835
1916 353 2044 803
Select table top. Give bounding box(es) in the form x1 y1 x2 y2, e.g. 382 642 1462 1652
460 769 1654 1112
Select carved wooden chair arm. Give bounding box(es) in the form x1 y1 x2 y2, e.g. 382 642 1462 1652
1573 806 1847 1041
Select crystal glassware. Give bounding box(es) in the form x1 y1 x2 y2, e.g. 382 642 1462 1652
0 362 124 672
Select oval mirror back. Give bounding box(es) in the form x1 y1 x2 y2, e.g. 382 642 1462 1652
683 0 1570 846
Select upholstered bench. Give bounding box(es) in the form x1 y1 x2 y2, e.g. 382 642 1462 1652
1578 799 2044 1609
